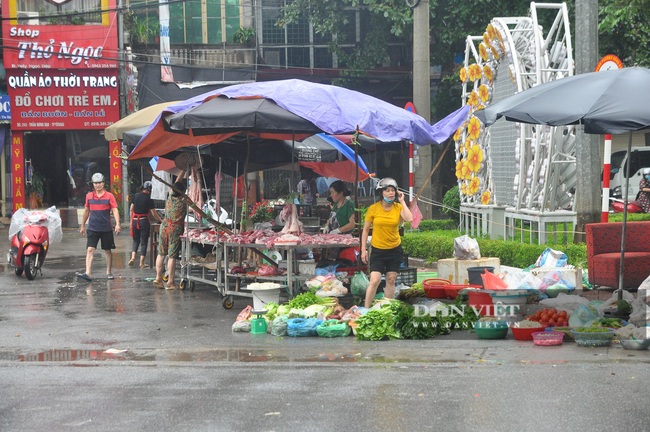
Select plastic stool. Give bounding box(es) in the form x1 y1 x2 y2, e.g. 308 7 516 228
250 309 268 334
357 182 367 196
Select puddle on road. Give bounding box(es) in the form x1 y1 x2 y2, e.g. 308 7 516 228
11 348 441 364
17 349 133 362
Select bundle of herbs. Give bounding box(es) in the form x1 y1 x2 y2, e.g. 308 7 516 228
355 299 454 340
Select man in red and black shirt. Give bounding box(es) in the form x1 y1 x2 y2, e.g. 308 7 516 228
77 173 121 281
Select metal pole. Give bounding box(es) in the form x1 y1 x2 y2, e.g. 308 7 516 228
412 0 431 218
573 0 600 242
618 132 633 297
118 0 129 223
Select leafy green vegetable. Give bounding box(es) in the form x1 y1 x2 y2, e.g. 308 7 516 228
574 326 612 333
355 307 401 341
263 302 279 321
596 317 624 329
287 292 336 309
616 300 631 314
401 314 450 339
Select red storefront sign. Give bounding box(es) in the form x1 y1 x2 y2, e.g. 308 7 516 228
109 140 123 204
7 69 120 130
12 132 25 212
1 0 118 70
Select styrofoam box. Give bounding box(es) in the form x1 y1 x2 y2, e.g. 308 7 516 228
437 257 501 284
530 267 583 290
298 260 316 275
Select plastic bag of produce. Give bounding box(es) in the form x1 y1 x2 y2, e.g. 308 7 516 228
232 320 251 332
535 247 568 268
271 316 289 336
453 235 480 260
538 270 575 294
316 278 347 297
568 304 600 327
236 305 253 322
286 317 323 336
316 319 351 337
351 271 370 296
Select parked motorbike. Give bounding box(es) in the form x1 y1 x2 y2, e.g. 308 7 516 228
7 206 63 280
610 198 643 214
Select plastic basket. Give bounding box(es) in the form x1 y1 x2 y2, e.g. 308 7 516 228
532 331 564 346
396 267 418 286
571 329 615 347
423 278 451 299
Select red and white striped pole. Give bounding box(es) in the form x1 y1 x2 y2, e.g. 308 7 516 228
409 142 414 202
403 102 417 204
602 134 612 222
595 56 623 222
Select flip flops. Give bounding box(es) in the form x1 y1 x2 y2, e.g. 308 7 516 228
165 283 178 290
107 274 114 280
153 279 164 288
128 258 135 266
76 272 92 282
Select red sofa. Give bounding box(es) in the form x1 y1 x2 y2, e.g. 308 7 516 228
586 222 650 289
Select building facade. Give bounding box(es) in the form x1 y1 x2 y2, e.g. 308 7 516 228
2 0 121 214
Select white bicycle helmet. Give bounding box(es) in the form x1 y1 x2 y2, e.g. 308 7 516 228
91 173 105 183
643 168 650 175
376 177 398 190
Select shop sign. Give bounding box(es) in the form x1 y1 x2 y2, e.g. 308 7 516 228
0 95 11 121
7 69 120 130
109 140 123 204
1 0 118 70
12 132 25 211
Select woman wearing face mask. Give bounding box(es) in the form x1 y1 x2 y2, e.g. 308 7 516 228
326 180 355 234
637 168 650 213
360 177 413 308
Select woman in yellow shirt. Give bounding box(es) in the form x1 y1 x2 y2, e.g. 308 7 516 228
360 178 413 308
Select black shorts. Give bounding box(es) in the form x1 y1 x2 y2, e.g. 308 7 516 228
86 230 116 250
369 245 403 274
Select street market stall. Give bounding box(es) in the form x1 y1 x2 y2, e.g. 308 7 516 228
127 79 467 308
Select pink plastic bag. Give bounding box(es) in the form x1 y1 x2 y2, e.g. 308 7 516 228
481 270 507 290
409 199 422 229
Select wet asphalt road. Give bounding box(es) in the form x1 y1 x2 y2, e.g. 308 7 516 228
1 227 650 431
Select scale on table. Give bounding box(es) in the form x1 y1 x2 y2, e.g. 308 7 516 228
250 309 268 334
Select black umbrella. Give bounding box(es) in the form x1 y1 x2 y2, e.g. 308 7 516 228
167 96 322 136
475 66 650 290
124 127 370 179
475 67 650 134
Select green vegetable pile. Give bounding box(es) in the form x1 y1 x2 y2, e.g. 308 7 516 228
574 326 613 333
616 300 631 314
354 299 460 341
443 298 480 330
401 314 450 339
596 317 625 329
355 306 401 340
398 282 425 300
287 292 336 309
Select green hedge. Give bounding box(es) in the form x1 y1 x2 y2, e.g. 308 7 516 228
402 224 588 269
402 214 650 269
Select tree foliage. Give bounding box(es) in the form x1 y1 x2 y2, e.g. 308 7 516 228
278 0 649 118
599 0 650 66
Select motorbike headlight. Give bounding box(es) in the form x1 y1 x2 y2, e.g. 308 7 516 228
611 186 621 198
43 241 48 249
23 236 30 247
